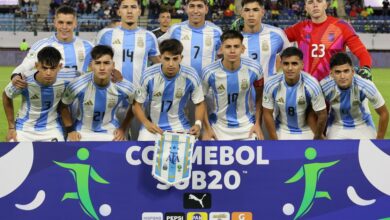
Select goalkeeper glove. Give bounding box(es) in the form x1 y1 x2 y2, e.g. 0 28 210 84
357 66 372 81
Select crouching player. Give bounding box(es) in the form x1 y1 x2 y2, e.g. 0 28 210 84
60 45 135 141
133 39 205 141
262 47 327 140
3 47 66 141
321 52 389 139
202 30 264 140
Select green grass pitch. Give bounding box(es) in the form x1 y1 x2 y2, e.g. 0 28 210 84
0 67 389 141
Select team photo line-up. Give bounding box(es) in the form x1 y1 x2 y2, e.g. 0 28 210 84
2 0 388 142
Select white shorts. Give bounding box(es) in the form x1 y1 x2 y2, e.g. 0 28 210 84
77 131 115 141
277 129 314 140
326 124 377 139
138 128 158 141
212 123 257 140
16 129 64 142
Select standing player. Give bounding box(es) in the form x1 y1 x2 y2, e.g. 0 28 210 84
96 0 160 87
11 6 93 88
284 0 372 81
152 9 171 38
3 47 66 142
262 47 327 140
158 0 222 76
133 39 205 140
60 45 136 141
321 53 388 139
241 0 290 81
202 30 264 140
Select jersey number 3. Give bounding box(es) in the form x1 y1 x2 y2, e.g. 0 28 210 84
311 44 325 58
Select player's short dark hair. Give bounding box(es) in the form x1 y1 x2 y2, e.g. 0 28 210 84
91 45 114 60
220 30 244 43
159 8 171 15
187 0 208 5
55 5 76 17
159 39 183 55
280 47 303 60
118 0 140 6
330 52 353 69
241 0 264 7
37 46 62 67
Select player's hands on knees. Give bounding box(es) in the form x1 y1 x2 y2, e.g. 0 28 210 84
6 128 17 142
189 125 201 138
145 121 163 135
11 74 27 89
111 69 123 83
67 131 81 141
249 124 264 140
202 128 218 140
113 128 126 141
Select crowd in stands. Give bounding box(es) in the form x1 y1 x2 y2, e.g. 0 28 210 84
0 0 389 33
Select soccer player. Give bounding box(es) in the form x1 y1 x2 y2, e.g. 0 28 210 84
202 30 264 140
284 0 372 81
241 0 290 81
133 39 205 141
96 0 160 87
158 0 222 76
11 5 93 88
321 53 389 139
152 9 171 38
60 45 136 141
3 47 66 142
263 47 327 140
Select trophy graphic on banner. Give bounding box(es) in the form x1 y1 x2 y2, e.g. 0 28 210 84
152 131 196 186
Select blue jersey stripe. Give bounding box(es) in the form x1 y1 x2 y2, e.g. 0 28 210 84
82 41 93 72
34 87 54 131
285 85 301 133
16 89 30 130
178 79 192 129
340 90 355 128
226 71 239 128
63 43 77 70
191 30 204 75
92 88 108 132
158 80 174 130
122 32 135 82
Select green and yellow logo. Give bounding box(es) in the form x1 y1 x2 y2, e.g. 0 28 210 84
284 147 339 220
54 148 110 220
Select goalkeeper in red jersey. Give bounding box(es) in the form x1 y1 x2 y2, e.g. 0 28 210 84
284 0 372 81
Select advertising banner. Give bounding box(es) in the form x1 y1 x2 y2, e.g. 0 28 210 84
0 140 389 219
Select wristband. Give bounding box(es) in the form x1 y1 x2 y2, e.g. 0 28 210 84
195 120 202 130
64 125 75 134
10 73 22 81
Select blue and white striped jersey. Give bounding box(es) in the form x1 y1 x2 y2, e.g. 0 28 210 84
4 70 70 132
242 24 290 82
263 72 326 133
97 26 160 87
159 21 222 76
12 35 93 78
136 64 204 131
320 74 385 128
62 73 136 133
202 57 263 128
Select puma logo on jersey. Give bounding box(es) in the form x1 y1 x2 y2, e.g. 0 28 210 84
30 94 39 100
154 92 162 97
217 84 225 91
112 39 121 44
85 100 94 106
